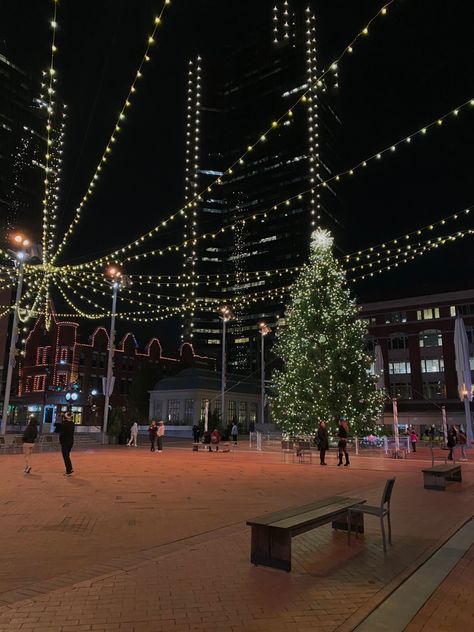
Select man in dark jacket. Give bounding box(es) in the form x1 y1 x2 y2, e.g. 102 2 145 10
59 412 75 475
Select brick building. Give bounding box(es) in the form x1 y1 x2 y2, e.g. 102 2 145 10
17 312 213 429
361 288 474 430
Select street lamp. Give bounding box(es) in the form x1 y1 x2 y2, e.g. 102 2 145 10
1 233 32 436
218 306 233 428
259 322 271 426
102 266 131 442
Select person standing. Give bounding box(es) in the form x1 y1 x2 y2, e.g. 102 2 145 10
157 420 165 453
337 418 350 467
409 429 418 453
210 428 221 452
317 420 329 466
447 426 456 461
458 429 468 461
148 420 157 452
192 424 200 444
127 422 139 447
22 416 38 474
203 429 212 452
59 411 75 476
231 422 238 446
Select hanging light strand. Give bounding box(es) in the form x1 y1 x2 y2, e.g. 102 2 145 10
51 0 173 265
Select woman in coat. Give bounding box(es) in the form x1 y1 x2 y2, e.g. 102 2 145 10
22 416 38 474
337 418 350 466
317 420 329 466
148 421 157 452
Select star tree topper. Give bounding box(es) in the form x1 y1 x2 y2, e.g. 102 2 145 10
311 228 334 251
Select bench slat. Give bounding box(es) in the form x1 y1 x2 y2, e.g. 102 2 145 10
247 495 351 527
422 465 460 474
271 499 364 531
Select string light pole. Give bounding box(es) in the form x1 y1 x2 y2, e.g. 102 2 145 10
259 323 271 426
1 233 32 435
102 266 131 443
219 306 233 428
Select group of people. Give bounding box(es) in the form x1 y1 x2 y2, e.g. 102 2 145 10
21 411 76 475
316 418 350 467
447 425 468 461
146 420 165 452
192 422 239 449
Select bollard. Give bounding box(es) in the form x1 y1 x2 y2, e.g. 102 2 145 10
256 431 262 452
383 436 388 455
355 435 359 455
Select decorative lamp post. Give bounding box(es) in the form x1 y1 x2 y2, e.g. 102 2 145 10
218 306 233 428
1 233 33 436
259 322 271 426
102 266 131 443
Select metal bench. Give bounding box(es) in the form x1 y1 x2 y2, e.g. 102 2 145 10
295 440 313 464
247 495 366 571
422 464 462 491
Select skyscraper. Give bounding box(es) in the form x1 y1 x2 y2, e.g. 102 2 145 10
182 1 342 382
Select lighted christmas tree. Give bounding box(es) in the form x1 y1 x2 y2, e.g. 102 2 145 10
271 228 385 437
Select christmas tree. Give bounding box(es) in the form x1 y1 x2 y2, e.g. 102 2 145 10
271 228 385 437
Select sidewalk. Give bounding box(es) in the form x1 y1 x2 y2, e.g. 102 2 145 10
0 447 472 631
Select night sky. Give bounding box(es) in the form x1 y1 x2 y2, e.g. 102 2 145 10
2 0 474 342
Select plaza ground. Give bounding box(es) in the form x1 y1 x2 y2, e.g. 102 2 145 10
0 443 472 631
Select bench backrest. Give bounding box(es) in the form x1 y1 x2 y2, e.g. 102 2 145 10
298 441 312 451
281 440 294 451
381 478 396 510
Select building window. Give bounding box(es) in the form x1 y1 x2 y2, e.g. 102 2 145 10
213 400 222 421
361 317 377 326
417 308 440 320
238 402 247 425
390 383 413 400
167 399 180 423
385 311 407 324
250 403 258 425
421 358 444 373
419 330 442 348
389 361 411 374
33 374 46 391
422 381 446 399
184 399 195 424
365 337 375 352
227 401 237 424
36 347 50 366
450 306 456 317
457 304 474 316
59 347 69 363
56 373 67 389
388 334 408 350
152 399 162 419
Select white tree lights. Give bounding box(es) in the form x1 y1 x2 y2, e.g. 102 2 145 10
271 228 386 437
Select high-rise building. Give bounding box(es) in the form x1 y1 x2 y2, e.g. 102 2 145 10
181 1 341 379
0 50 45 239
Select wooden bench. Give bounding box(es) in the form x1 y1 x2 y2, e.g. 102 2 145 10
247 495 366 571
422 464 462 491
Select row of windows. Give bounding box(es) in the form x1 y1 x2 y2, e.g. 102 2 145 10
389 359 445 374
390 381 446 400
374 303 474 325
152 399 258 424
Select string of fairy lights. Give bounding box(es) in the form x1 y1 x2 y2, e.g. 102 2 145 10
1 0 472 338
56 93 474 273
51 0 173 265
55 0 396 273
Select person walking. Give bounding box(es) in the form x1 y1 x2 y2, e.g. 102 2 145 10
127 422 139 447
409 429 418 453
192 424 200 444
317 420 329 465
458 429 468 461
447 425 457 461
148 420 157 452
157 420 165 452
210 428 221 452
231 422 238 446
59 411 75 476
22 416 38 474
337 418 350 466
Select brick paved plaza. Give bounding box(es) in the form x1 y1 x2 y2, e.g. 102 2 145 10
0 444 472 631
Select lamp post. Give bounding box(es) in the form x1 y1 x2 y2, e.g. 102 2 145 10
218 306 233 428
102 266 130 443
1 233 32 436
259 323 271 427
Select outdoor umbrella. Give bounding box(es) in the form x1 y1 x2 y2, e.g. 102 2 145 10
454 316 473 446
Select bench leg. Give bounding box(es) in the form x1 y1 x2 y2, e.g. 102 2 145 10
446 469 462 483
337 510 364 536
423 473 446 491
250 526 291 571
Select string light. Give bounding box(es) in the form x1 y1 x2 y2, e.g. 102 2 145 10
51 0 173 265
59 1 396 272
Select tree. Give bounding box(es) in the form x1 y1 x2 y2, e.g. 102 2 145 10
271 229 385 437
